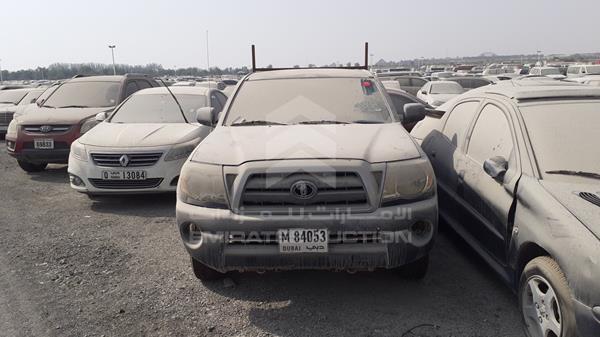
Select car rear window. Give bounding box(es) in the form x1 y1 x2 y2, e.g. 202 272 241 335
224 77 392 125
44 81 120 108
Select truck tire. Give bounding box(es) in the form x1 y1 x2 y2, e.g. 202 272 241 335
518 256 577 337
17 160 48 172
191 257 226 281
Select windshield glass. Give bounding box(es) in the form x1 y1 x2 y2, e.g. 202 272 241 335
0 90 28 104
541 68 560 75
110 93 206 124
431 83 463 94
18 90 43 106
521 101 600 180
586 65 600 75
44 81 120 108
224 77 392 125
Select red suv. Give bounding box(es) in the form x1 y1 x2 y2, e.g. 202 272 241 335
6 74 160 172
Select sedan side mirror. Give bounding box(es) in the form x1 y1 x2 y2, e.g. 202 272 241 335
403 103 426 124
196 107 216 126
483 156 508 182
95 111 108 122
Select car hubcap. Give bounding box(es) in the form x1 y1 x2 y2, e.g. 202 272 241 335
522 275 562 337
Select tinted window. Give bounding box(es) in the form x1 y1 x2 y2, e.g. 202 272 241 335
411 78 427 87
442 101 480 147
136 80 152 90
390 94 414 122
470 79 491 88
43 81 120 108
210 93 223 114
125 81 140 97
224 78 392 125
467 104 513 163
397 78 411 86
110 93 206 124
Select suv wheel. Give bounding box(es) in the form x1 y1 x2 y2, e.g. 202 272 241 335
17 160 48 172
191 257 226 281
399 255 429 279
519 257 577 337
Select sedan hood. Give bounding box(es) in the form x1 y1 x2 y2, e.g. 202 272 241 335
14 106 109 124
541 180 600 240
191 123 421 165
79 122 205 147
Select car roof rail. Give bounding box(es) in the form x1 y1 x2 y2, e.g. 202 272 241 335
251 42 369 72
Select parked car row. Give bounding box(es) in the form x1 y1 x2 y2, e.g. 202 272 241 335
3 67 599 337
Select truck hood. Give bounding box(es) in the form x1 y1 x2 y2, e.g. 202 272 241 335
191 123 421 165
79 122 206 148
541 180 600 240
14 106 110 125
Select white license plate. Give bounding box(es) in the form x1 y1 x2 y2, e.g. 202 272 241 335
101 170 147 180
278 229 328 253
34 138 54 149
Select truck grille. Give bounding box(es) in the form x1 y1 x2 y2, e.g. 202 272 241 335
90 153 163 167
0 112 14 125
240 172 369 210
88 178 163 189
23 125 71 134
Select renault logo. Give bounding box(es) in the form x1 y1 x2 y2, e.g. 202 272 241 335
290 180 318 200
119 155 130 167
39 125 53 133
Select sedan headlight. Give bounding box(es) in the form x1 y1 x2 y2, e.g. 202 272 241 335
6 120 19 137
79 117 99 135
178 162 228 209
164 139 200 162
70 141 88 162
381 158 435 206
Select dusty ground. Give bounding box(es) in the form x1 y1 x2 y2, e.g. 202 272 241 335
0 143 524 337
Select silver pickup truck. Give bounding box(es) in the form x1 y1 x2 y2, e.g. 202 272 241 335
176 68 438 280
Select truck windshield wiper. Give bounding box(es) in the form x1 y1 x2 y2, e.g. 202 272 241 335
297 120 349 125
545 170 600 180
231 120 287 126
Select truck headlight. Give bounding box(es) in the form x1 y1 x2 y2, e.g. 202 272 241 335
381 158 435 206
178 162 228 209
70 141 88 162
79 117 99 135
164 139 199 161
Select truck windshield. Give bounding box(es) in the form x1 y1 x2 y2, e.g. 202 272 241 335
44 81 120 108
224 77 392 125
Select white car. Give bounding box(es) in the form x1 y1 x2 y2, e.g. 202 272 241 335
416 81 464 108
68 86 227 197
528 66 566 80
566 64 600 78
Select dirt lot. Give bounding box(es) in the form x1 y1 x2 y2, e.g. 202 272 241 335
0 143 524 337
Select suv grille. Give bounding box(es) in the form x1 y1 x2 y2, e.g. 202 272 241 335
0 111 14 125
240 172 369 210
227 231 382 245
23 125 71 134
579 192 600 208
90 153 163 167
88 178 163 189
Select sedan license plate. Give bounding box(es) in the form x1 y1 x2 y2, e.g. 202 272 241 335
278 229 328 253
101 170 147 181
34 138 54 149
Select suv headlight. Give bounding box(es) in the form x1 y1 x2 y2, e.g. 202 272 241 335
80 117 99 135
381 158 435 206
165 139 199 161
178 162 228 209
6 120 19 137
70 141 88 162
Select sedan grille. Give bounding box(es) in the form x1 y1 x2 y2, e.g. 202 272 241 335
88 178 163 189
240 172 369 211
90 153 163 167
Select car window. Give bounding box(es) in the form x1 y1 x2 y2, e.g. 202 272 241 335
136 80 152 90
442 101 480 148
215 91 228 107
210 93 223 114
397 78 411 86
467 104 513 164
411 78 427 87
389 94 415 122
567 67 579 74
125 81 140 98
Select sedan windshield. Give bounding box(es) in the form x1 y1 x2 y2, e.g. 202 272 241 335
224 77 392 125
0 90 28 104
44 81 120 108
110 93 207 124
430 83 463 94
521 101 600 180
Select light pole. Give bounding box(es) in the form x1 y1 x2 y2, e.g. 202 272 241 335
108 45 116 75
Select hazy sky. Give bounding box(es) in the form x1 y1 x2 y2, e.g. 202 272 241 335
1 0 599 71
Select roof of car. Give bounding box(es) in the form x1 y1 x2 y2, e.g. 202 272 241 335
466 80 600 100
246 68 373 81
68 75 125 83
135 86 210 95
